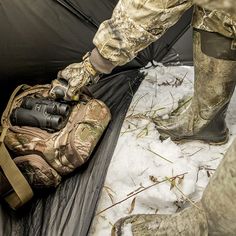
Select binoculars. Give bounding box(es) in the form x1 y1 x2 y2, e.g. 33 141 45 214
11 97 70 131
50 78 79 101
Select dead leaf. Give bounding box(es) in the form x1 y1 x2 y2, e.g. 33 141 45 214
128 197 136 214
155 208 159 214
170 178 176 190
149 175 158 183
104 186 115 204
177 175 184 185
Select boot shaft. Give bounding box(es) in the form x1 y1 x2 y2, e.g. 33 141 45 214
193 30 236 121
202 139 236 235
154 30 236 144
191 34 236 235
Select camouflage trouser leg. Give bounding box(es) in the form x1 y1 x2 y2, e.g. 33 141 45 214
93 0 193 66
193 5 236 40
193 0 236 20
93 0 236 67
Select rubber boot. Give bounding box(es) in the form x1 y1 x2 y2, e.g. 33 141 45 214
154 30 236 145
201 138 236 235
112 138 236 236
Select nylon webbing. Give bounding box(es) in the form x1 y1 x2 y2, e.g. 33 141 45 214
0 144 33 209
0 84 33 209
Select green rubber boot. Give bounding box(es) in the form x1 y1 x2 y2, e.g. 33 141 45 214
154 30 236 145
112 139 236 236
112 203 208 236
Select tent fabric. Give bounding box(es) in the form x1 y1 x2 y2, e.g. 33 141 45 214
0 70 145 236
0 0 193 113
161 27 193 66
0 1 194 235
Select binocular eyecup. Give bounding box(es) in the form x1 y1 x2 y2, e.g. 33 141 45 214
10 96 71 131
22 97 70 117
11 107 63 131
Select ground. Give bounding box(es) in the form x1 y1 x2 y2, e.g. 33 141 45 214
89 65 236 236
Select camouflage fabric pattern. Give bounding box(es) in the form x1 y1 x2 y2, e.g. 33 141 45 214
112 203 208 236
55 54 100 100
6 99 111 176
193 0 236 16
93 0 192 66
153 30 236 144
14 155 61 188
4 86 111 190
93 0 236 67
193 5 236 40
49 99 111 173
201 137 236 235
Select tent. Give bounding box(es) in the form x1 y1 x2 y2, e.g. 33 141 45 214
0 1 194 235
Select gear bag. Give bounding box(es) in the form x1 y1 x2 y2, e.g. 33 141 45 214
0 84 111 209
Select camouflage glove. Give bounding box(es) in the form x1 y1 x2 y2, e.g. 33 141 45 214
50 49 115 101
50 53 100 101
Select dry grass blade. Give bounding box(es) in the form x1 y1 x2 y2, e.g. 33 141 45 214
129 93 149 116
96 172 187 216
137 126 149 138
127 186 144 196
170 97 192 116
145 147 173 164
121 122 150 136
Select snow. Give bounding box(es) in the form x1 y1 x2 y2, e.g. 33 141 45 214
89 65 236 236
122 224 133 236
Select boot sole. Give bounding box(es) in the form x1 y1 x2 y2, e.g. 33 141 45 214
159 128 229 146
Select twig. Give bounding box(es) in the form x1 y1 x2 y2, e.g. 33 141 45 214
96 173 187 216
127 186 144 197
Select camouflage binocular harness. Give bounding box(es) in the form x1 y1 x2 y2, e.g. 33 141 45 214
0 84 111 209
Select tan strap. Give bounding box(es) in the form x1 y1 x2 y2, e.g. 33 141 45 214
0 84 33 209
0 143 33 209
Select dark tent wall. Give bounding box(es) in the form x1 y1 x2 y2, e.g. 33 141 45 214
55 0 118 26
162 28 193 66
0 1 194 236
0 0 193 113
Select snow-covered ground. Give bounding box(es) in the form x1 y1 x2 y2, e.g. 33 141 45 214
89 65 236 236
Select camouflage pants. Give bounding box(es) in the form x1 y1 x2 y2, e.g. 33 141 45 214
93 0 236 66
